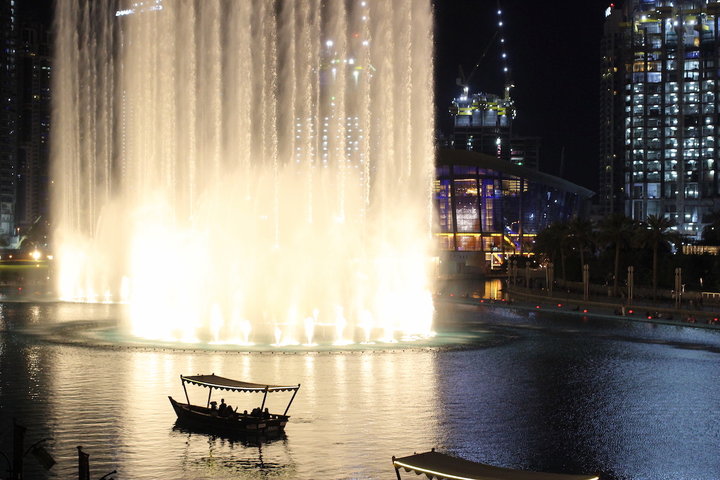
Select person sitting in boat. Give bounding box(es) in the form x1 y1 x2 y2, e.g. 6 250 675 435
222 403 233 417
251 407 261 417
209 401 218 414
263 407 270 419
218 399 227 415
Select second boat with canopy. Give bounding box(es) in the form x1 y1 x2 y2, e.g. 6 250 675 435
392 450 600 480
168 373 300 434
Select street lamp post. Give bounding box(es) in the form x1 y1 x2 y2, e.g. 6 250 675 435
547 263 554 295
675 267 682 309
525 263 530 288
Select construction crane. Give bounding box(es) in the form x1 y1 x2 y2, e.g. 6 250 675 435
456 30 498 92
455 2 512 99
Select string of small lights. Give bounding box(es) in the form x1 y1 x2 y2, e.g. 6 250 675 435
497 1 512 93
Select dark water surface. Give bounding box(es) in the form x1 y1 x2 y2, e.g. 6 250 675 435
1 301 719 479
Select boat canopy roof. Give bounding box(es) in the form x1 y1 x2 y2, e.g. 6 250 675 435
392 451 599 480
181 374 300 393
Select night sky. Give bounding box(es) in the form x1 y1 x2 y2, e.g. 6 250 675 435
434 0 614 191
18 0 52 24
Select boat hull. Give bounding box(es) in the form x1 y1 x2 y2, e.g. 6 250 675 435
168 396 289 435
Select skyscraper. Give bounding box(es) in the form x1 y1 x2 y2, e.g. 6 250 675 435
16 22 51 232
447 87 515 163
601 0 720 238
0 0 18 237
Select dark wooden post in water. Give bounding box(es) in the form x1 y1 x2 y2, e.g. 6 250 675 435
282 385 301 416
77 446 90 480
12 420 25 480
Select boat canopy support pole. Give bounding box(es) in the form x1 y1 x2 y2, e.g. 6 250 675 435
181 376 190 407
260 387 269 411
391 457 402 480
206 386 213 408
282 384 301 416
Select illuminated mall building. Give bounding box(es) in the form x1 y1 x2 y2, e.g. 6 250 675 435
435 149 592 273
601 0 720 238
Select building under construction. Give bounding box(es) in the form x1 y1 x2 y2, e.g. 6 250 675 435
600 0 720 239
447 87 516 164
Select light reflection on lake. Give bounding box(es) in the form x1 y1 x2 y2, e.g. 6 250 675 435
1 301 719 479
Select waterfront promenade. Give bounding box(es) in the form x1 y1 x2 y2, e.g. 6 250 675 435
438 278 720 330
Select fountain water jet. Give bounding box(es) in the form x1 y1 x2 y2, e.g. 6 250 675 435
52 0 436 347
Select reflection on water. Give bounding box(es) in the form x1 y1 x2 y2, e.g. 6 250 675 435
169 426 295 479
1 302 720 479
438 278 505 300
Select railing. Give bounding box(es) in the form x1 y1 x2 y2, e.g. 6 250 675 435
701 291 720 302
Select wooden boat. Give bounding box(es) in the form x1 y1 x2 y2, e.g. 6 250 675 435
168 374 300 434
392 449 600 480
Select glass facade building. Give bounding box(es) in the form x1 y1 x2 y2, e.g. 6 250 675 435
0 0 18 236
436 149 592 270
16 23 51 232
601 0 720 238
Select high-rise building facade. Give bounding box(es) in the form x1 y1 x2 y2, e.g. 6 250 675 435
448 87 515 163
601 0 720 238
16 23 51 231
446 88 540 171
0 0 18 237
599 6 627 216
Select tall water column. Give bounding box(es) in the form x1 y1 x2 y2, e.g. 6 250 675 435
51 0 436 346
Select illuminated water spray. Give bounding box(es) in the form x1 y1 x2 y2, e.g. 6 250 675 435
51 0 436 346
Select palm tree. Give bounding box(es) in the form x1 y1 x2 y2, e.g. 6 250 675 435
534 221 570 280
567 217 594 280
597 213 637 296
637 215 679 300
